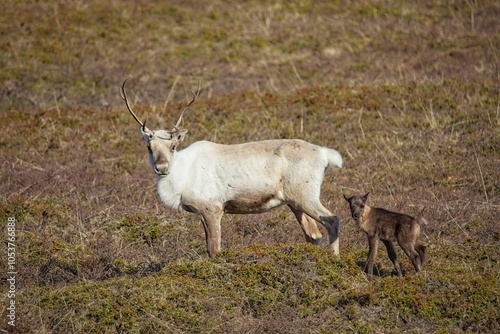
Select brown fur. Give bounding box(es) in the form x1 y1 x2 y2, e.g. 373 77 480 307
343 193 427 280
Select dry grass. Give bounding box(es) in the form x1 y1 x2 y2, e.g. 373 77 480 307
1 0 499 333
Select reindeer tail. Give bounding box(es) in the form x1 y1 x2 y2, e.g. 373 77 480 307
322 147 343 169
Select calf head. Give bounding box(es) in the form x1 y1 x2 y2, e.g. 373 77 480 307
121 78 197 176
343 192 370 221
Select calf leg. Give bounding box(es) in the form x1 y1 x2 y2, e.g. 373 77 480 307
288 205 323 245
416 243 427 266
415 243 427 269
400 242 423 272
382 240 403 277
366 237 379 281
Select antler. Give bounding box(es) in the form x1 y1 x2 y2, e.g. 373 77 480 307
121 77 147 131
173 82 201 130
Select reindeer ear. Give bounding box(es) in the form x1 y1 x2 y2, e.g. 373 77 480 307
175 129 188 142
170 129 188 152
140 122 154 140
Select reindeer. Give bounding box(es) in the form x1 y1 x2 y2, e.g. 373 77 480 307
121 78 343 258
342 193 427 280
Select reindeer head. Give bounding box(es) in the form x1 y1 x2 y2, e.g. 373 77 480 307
343 192 370 221
121 78 199 176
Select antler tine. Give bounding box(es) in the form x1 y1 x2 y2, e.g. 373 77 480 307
174 81 201 130
121 77 144 127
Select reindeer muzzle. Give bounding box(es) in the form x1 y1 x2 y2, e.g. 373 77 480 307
154 164 169 176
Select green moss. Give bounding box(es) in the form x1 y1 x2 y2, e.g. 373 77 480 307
119 213 162 244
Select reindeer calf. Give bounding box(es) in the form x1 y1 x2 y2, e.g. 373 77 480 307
343 193 427 280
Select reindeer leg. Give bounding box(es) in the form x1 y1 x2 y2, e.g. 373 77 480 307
295 201 340 256
198 208 223 258
323 215 340 256
382 240 403 277
366 237 379 281
288 205 323 245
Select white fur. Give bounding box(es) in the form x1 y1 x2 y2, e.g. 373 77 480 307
156 140 342 213
146 137 343 257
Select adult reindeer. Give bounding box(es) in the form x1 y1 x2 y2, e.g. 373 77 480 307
121 78 343 257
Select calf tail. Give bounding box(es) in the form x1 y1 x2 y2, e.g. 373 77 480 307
321 147 343 169
417 207 428 226
417 215 429 226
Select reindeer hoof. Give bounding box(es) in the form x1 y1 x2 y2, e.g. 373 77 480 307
311 236 322 245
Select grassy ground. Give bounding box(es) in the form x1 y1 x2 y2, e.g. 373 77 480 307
1 0 499 333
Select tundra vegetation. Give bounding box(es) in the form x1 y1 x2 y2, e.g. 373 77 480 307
0 0 499 333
